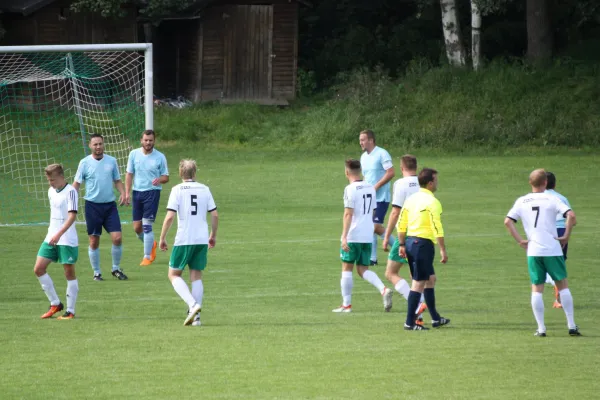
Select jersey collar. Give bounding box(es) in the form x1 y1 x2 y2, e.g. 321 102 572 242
419 188 434 196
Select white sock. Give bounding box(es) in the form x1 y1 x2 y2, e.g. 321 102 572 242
191 280 204 308
38 273 60 305
362 270 386 294
66 279 79 314
371 234 378 262
559 288 576 329
531 292 545 333
341 271 353 307
171 277 196 309
394 279 410 300
545 273 555 285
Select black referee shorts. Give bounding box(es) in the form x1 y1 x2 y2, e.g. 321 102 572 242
406 236 435 281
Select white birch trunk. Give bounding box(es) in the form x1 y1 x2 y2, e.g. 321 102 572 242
471 0 482 70
440 0 466 66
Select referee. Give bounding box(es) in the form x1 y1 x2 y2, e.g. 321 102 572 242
397 168 450 331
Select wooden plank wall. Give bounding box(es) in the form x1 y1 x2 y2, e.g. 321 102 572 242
201 7 226 101
272 2 297 100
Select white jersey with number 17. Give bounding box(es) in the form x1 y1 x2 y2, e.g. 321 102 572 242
343 181 376 243
166 181 217 246
507 192 571 257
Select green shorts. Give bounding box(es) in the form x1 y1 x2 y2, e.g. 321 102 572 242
388 240 408 264
37 242 78 264
340 243 371 266
169 244 208 271
527 256 567 285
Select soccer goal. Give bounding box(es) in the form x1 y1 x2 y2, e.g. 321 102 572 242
0 43 153 225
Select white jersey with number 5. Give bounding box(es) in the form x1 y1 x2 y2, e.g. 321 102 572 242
507 192 571 257
391 176 419 208
166 181 217 246
343 181 376 243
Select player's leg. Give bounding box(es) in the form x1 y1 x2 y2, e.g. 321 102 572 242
334 245 356 312
104 202 127 280
528 256 547 336
189 245 208 326
132 190 144 242
385 240 410 300
168 245 201 325
85 201 103 280
403 238 430 330
547 256 580 335
356 244 392 311
34 244 63 318
552 227 568 308
57 246 79 320
140 191 160 265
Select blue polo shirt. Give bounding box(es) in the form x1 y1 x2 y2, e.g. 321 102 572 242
360 146 393 202
74 155 120 203
126 148 169 192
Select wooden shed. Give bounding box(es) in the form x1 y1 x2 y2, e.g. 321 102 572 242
0 0 138 46
153 0 300 105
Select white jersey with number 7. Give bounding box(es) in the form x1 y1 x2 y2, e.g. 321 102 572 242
507 192 571 257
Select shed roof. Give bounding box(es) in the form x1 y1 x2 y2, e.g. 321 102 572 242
0 0 57 15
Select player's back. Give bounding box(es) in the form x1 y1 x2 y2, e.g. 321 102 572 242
344 181 376 243
169 181 216 246
392 176 419 207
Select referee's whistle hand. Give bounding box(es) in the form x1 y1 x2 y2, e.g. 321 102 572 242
440 250 448 264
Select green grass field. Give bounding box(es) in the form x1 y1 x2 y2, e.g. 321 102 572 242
1 147 599 399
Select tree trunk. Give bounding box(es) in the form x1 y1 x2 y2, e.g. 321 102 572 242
471 0 482 70
527 0 553 62
440 0 466 67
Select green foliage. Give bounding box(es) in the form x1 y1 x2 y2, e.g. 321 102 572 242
155 61 600 151
70 0 194 19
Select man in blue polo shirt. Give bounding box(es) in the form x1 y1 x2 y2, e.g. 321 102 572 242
125 129 169 266
73 134 128 281
359 130 395 266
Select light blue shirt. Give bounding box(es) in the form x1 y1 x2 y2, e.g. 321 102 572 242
360 146 393 202
545 189 571 228
126 148 169 192
74 155 120 203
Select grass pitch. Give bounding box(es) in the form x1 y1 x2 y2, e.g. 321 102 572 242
0 147 599 399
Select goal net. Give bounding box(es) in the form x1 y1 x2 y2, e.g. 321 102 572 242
0 44 153 225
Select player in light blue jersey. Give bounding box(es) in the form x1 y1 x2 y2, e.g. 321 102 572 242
544 171 573 308
125 130 169 266
73 134 127 281
359 130 395 266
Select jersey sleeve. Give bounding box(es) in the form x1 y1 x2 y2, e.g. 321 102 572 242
380 149 393 170
207 189 217 212
160 154 169 176
554 196 571 217
506 199 521 222
166 187 179 212
74 159 85 184
343 186 354 208
428 199 444 237
112 158 121 181
391 181 406 208
67 188 78 213
126 151 135 174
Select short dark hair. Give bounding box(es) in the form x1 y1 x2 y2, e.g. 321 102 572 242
418 168 438 187
546 171 556 190
360 129 375 143
89 133 103 141
142 129 155 137
345 159 361 173
401 154 417 171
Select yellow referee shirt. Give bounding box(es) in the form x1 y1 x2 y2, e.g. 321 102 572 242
397 188 444 243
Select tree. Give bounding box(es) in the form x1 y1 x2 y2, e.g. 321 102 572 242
440 0 467 66
471 0 482 70
526 0 553 62
70 0 194 20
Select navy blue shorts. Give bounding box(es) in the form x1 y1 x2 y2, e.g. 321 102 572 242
406 236 435 281
132 190 161 222
85 201 122 236
557 228 568 260
373 201 389 224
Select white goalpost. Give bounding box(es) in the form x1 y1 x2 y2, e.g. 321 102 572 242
0 43 154 225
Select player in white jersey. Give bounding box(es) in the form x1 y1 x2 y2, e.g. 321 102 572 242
504 169 580 337
34 164 80 320
332 159 393 313
381 155 427 318
159 159 218 326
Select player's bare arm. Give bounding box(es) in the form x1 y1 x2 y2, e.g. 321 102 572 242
373 167 395 191
341 208 353 252
383 206 400 251
557 210 576 247
49 211 77 246
437 237 448 263
124 172 133 204
114 180 126 205
159 210 176 251
209 209 219 248
72 181 80 191
152 175 169 186
504 217 528 249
